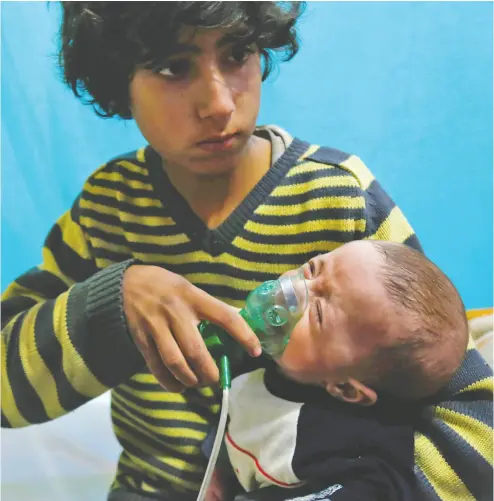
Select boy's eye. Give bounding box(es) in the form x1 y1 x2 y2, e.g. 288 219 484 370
310 299 323 327
308 260 316 277
157 59 190 79
316 299 323 325
228 43 257 64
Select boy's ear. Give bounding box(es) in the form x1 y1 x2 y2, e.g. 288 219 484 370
325 378 377 406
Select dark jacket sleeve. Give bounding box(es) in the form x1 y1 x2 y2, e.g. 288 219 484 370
290 400 417 501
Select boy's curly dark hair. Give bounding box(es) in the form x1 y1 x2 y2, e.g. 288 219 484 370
58 1 304 119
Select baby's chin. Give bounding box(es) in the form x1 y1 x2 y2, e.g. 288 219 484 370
274 359 324 387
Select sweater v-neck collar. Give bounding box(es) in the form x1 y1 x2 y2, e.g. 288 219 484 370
145 137 308 256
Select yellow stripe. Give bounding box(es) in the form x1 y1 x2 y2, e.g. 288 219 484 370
272 175 359 197
132 251 214 266
129 373 216 398
80 216 126 236
255 196 365 216
95 257 119 269
435 407 493 465
113 423 203 473
131 372 166 385
90 237 133 256
40 247 75 287
117 384 200 406
198 386 215 398
125 251 299 275
85 183 122 200
112 390 210 427
184 273 261 291
286 161 337 177
126 233 189 246
126 474 139 489
85 184 162 208
366 206 415 243
339 155 375 190
120 453 201 491
245 218 365 236
233 237 343 255
120 384 220 414
104 248 308 275
142 482 158 493
53 291 108 397
94 170 153 191
1 330 30 427
136 148 146 163
57 211 93 260
298 144 319 161
117 159 147 175
80 197 176 226
111 406 201 456
2 281 46 303
415 433 476 500
82 216 188 245
111 400 201 456
459 376 493 395
18 303 65 419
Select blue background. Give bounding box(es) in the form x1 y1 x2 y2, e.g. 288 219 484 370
2 2 493 308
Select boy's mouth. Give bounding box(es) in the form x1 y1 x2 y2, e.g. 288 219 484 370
196 133 240 152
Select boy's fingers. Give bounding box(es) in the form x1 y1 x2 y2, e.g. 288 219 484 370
193 288 262 357
152 322 199 387
140 338 186 393
169 308 220 385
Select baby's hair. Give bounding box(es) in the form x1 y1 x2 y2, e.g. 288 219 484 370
363 241 469 400
58 1 304 118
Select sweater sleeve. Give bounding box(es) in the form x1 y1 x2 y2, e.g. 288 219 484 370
414 341 493 501
336 152 422 251
305 147 422 250
1 194 145 428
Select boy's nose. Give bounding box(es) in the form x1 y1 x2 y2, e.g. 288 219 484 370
196 67 235 123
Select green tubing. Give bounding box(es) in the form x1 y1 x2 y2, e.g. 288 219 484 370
219 355 231 389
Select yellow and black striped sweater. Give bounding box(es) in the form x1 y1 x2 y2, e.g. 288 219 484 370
2 137 492 501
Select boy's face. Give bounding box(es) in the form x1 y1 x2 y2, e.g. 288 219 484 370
129 26 262 176
276 241 394 387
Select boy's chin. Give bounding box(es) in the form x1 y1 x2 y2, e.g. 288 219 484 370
185 155 242 177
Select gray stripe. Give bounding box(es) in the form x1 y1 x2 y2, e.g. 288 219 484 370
307 146 351 166
439 398 493 429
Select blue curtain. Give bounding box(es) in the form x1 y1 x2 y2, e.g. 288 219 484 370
2 1 493 308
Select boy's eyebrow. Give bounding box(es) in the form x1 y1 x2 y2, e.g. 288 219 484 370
170 31 253 56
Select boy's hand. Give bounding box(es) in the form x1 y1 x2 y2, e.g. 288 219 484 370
122 264 261 392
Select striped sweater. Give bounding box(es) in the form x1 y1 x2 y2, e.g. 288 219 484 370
2 134 492 501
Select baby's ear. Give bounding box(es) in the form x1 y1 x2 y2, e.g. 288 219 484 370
325 378 377 406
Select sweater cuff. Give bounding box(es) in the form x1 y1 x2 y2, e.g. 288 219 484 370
67 259 146 387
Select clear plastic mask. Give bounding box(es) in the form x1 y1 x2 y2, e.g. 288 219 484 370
241 268 308 358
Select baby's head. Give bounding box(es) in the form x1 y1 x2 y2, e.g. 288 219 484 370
276 240 468 404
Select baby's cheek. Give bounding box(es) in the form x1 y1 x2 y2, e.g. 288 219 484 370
277 335 305 374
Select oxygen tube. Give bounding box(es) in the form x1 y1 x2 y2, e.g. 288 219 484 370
195 269 308 501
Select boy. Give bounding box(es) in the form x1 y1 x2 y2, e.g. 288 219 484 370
206 240 470 501
1 3 491 501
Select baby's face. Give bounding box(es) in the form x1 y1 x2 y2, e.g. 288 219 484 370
276 241 395 386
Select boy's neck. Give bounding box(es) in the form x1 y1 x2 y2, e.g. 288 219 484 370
164 135 271 229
